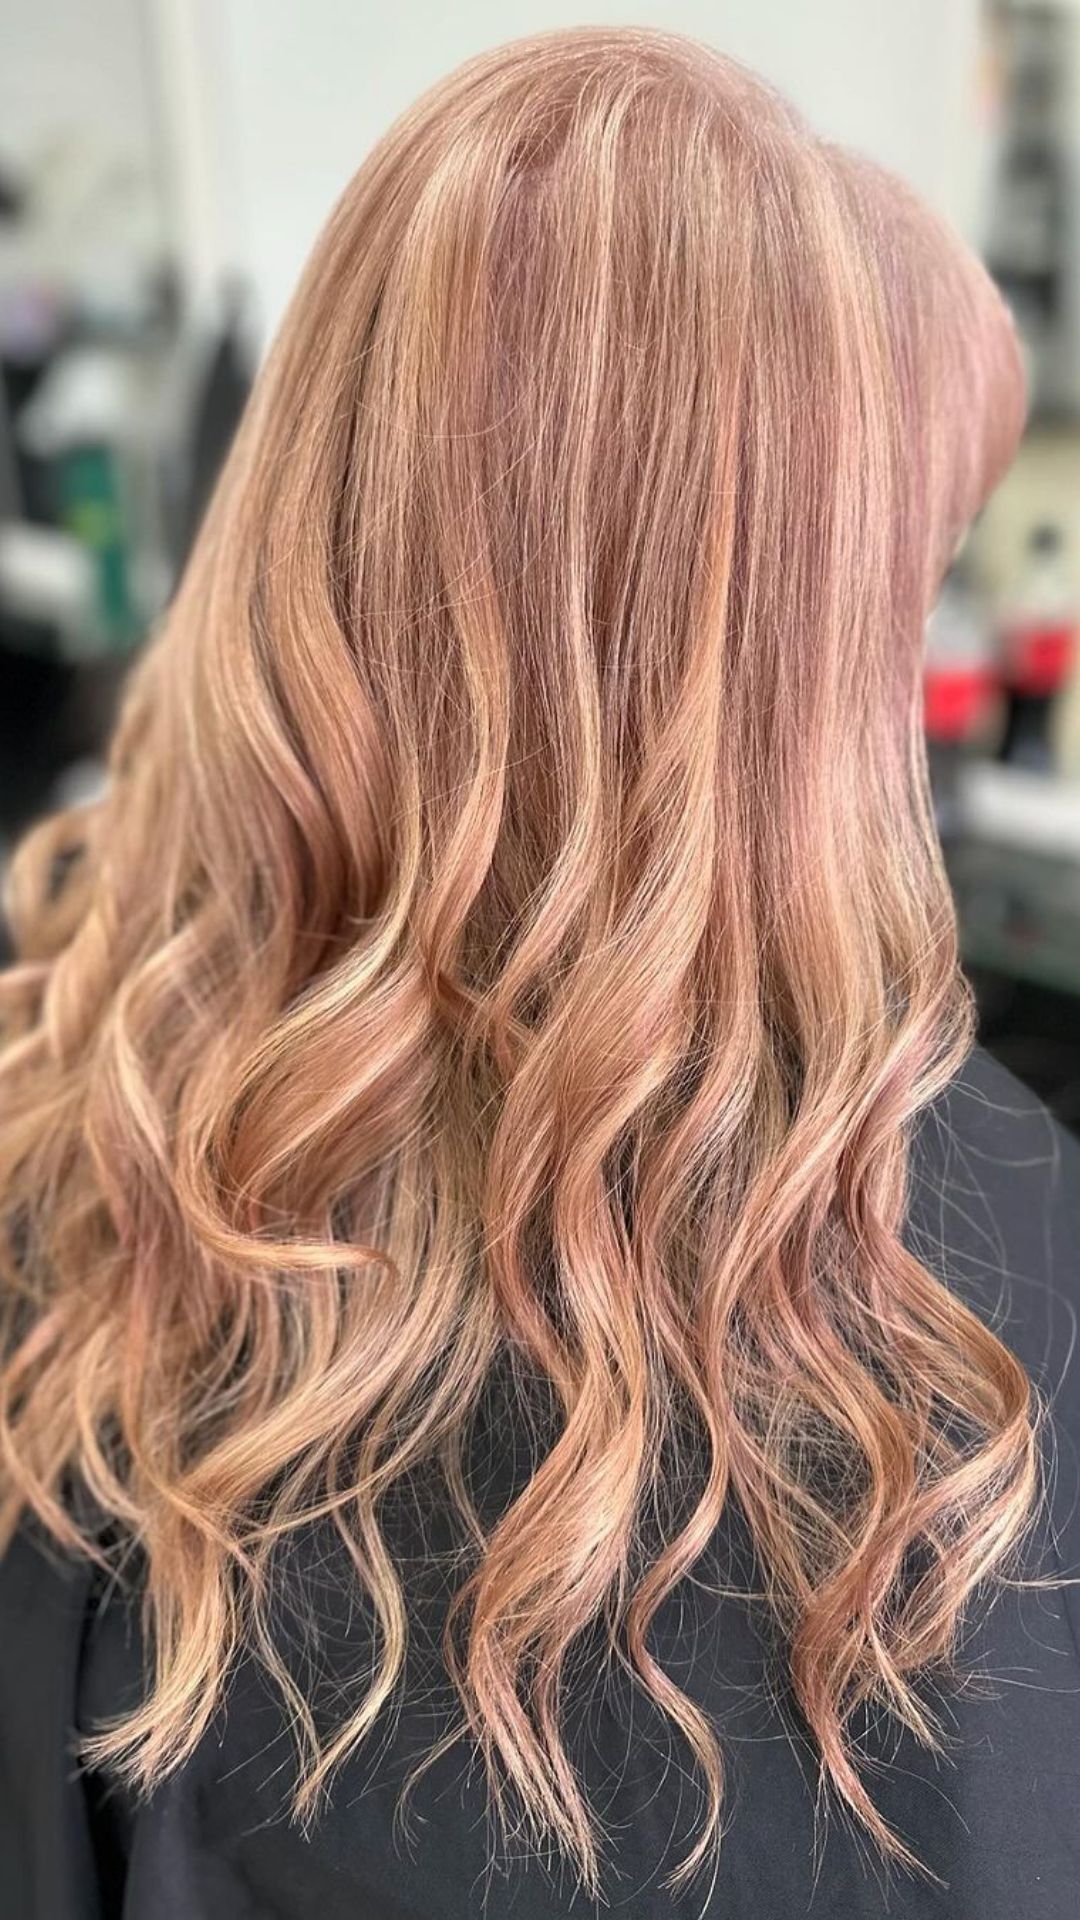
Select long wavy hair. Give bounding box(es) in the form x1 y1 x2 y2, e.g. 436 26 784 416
0 26 1034 1894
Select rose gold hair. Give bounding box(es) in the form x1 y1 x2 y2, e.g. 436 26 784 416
0 26 1034 1893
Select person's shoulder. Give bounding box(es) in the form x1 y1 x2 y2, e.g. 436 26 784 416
908 1042 1079 1397
928 1042 1080 1184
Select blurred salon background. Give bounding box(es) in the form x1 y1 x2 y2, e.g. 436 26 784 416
2 1 1080 1123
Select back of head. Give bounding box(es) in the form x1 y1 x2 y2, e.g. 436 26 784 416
0 26 1032 1895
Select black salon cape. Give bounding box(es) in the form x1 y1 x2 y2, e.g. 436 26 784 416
2 1046 1079 1919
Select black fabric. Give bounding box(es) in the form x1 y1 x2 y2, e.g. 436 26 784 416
2 1044 1079 1918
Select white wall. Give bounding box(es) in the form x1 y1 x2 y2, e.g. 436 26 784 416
0 0 156 169
202 0 985 348
0 0 167 283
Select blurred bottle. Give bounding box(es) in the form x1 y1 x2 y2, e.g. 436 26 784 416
17 347 143 656
924 554 1001 834
997 522 1077 774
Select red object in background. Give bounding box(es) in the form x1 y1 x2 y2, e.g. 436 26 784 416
924 661 1000 742
1001 619 1076 697
923 560 1001 745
